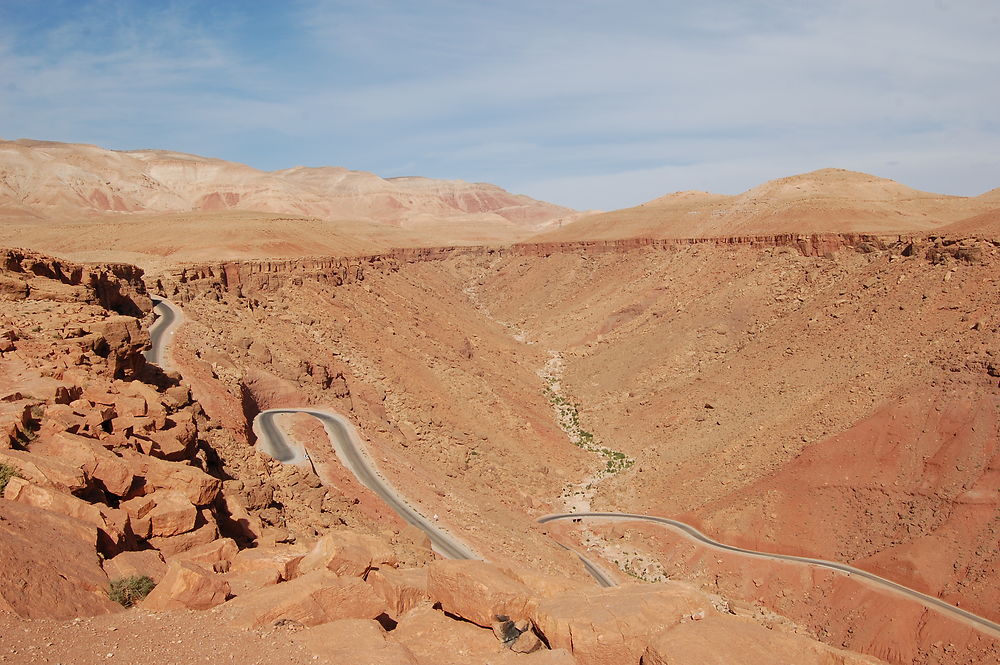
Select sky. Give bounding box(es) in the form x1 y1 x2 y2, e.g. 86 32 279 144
1 0 999 210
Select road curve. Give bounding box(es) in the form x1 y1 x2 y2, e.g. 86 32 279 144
144 295 181 368
255 407 477 560
539 512 1000 637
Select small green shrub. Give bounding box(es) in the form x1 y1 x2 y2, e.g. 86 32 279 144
108 576 156 608
0 463 19 494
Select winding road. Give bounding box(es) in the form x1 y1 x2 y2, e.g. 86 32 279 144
143 296 179 366
539 512 1000 636
146 295 476 560
256 408 476 560
145 296 1000 637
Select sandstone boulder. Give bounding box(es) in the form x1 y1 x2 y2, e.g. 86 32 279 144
225 570 388 628
145 490 198 537
148 511 220 556
221 567 282 598
103 549 168 583
140 560 230 612
230 544 306 580
172 537 239 572
0 401 33 448
293 618 417 665
367 567 432 617
163 384 192 410
390 605 504 665
148 408 198 461
117 381 165 422
530 582 717 665
3 477 126 552
427 559 536 628
644 614 885 665
0 499 119 618
298 529 398 578
30 431 134 496
119 493 156 521
214 487 263 542
36 402 87 435
0 448 87 493
123 450 220 505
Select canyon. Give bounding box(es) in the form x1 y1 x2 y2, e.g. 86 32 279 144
1 139 998 665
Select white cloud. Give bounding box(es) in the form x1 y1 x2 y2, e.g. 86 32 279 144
0 0 998 208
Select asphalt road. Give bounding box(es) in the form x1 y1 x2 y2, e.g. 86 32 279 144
539 512 1000 636
256 408 477 561
144 295 179 367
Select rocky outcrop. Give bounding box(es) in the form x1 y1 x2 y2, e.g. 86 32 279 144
0 500 120 618
0 248 150 316
161 234 909 301
223 570 388 627
367 567 432 617
510 233 902 258
427 560 536 628
163 233 998 307
140 560 230 611
530 583 717 665
0 248 252 616
643 615 883 665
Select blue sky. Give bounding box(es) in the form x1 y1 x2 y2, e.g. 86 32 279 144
1 0 998 210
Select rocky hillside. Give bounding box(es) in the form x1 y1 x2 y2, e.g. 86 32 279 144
0 246 911 665
534 169 998 240
142 233 998 664
468 233 999 654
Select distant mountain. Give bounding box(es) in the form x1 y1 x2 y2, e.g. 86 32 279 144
0 139 576 230
533 168 997 241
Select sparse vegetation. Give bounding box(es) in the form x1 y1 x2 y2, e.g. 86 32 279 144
0 463 20 494
107 575 156 608
542 370 634 476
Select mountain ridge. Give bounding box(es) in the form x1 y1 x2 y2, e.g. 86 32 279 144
0 138 575 229
534 168 999 241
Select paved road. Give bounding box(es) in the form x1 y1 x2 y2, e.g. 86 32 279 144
256 408 477 560
144 295 180 367
546 540 616 587
253 409 308 465
539 512 1000 637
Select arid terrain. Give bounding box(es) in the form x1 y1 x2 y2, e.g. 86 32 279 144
1 139 998 665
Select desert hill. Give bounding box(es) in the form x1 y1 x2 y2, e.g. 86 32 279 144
0 138 577 254
535 168 996 241
935 208 1000 237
